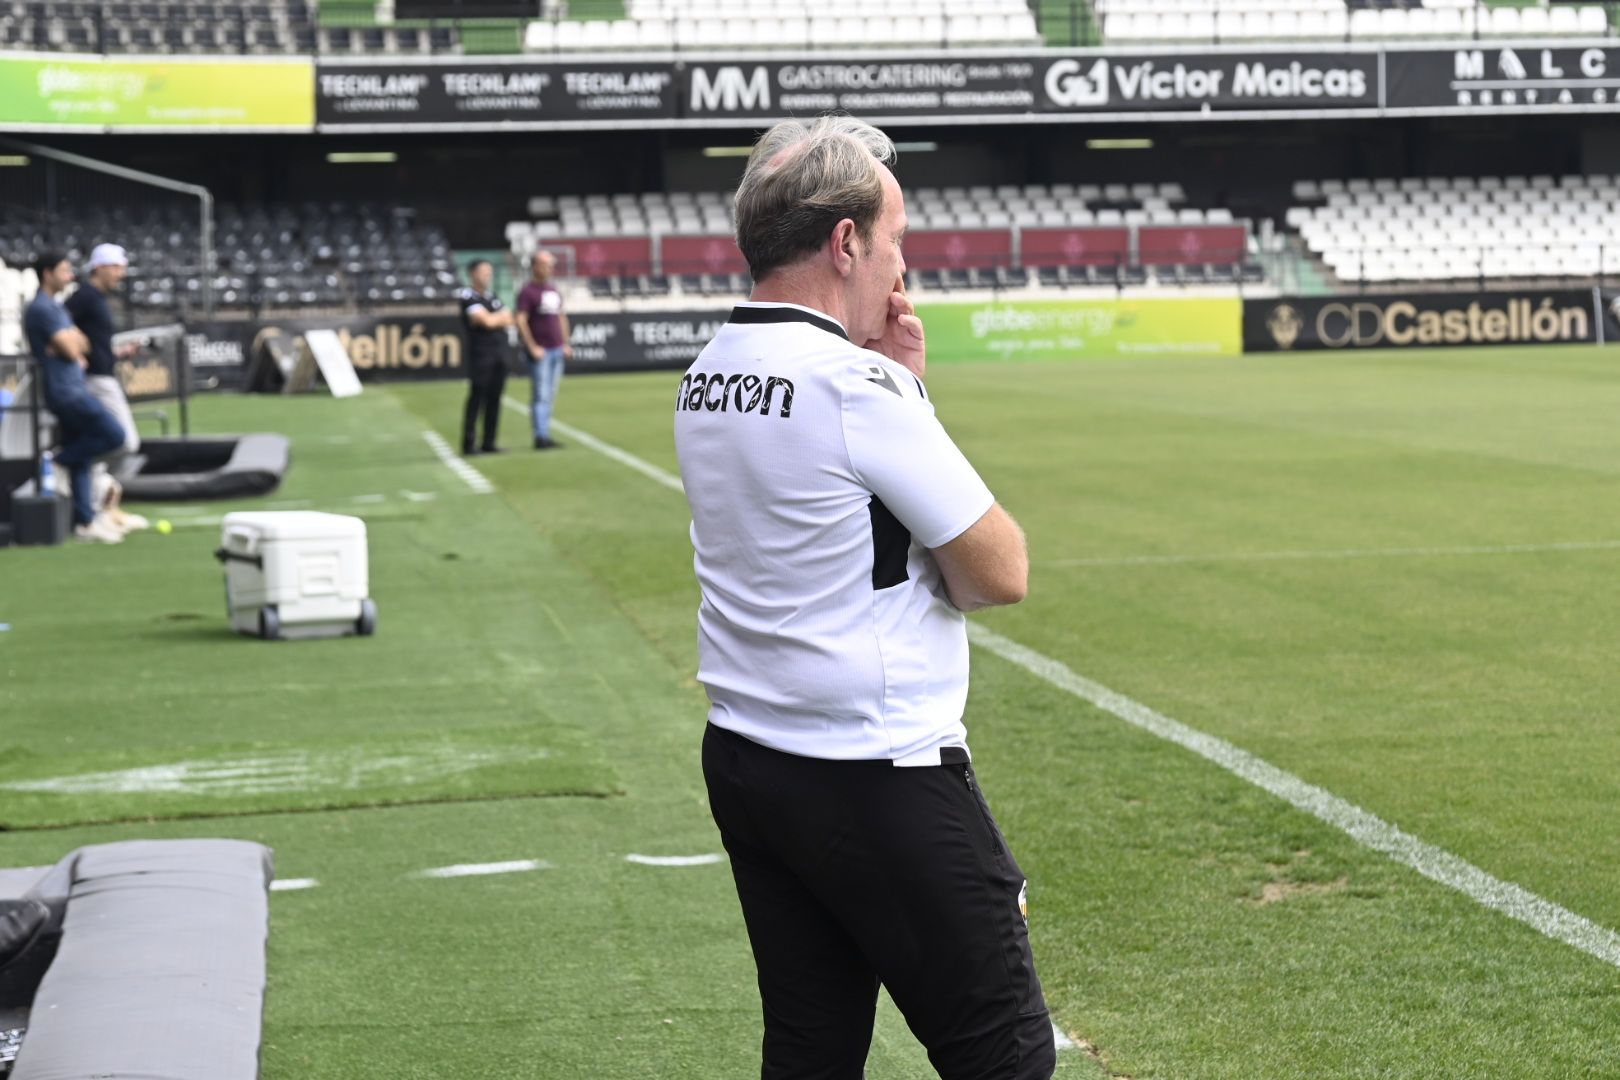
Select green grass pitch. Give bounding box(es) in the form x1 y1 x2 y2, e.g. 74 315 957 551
2 344 1619 1078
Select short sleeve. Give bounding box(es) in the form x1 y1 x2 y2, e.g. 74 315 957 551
516 287 535 314
841 357 994 549
28 299 71 338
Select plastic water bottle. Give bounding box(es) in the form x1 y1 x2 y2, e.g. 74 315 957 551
38 451 54 496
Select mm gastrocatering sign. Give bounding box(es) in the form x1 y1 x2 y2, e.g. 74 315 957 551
681 59 1036 118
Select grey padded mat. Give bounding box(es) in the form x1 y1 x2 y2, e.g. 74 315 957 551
0 873 46 905
10 839 273 1080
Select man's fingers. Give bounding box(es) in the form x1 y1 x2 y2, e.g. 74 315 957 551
889 289 915 318
898 313 924 339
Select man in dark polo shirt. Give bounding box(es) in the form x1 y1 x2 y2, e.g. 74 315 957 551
64 243 148 534
457 258 514 456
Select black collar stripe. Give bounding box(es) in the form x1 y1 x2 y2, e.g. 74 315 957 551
729 305 848 341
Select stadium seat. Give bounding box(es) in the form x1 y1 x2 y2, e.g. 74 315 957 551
1288 171 1620 286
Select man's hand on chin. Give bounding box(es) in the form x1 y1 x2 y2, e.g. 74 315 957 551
862 285 925 382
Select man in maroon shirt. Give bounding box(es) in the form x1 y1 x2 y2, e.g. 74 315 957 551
515 250 572 450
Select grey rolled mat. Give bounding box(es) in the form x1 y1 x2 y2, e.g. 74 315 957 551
9 839 274 1080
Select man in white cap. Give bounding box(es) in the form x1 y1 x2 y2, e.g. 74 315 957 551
65 243 147 534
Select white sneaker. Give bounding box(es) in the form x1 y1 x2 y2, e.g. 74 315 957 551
108 508 149 532
74 517 124 544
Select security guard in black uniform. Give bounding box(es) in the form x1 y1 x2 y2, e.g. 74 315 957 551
457 258 514 455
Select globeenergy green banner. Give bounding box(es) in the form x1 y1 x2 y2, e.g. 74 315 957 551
0 56 313 128
916 297 1241 362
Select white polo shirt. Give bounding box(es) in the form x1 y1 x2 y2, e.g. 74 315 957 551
674 302 995 766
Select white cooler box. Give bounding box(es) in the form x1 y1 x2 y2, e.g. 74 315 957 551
215 511 377 640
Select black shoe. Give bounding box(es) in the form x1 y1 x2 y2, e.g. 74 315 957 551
534 437 547 450
480 446 502 455
462 446 478 456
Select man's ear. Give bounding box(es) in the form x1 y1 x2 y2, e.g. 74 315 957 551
830 218 858 276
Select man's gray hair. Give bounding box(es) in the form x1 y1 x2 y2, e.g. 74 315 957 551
734 115 897 282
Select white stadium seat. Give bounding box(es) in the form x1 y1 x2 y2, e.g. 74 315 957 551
1289 171 1620 285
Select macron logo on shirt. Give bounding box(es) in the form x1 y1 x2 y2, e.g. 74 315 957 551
676 371 797 418
863 364 902 398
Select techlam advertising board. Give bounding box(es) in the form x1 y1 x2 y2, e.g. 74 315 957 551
317 59 676 126
1243 291 1605 353
919 297 1241 363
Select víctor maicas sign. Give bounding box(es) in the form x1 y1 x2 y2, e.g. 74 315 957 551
1244 291 1602 352
1036 51 1376 113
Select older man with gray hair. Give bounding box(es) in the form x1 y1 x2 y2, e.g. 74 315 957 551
674 116 1052 1079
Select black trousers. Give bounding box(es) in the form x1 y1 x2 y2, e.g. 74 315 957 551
462 358 507 453
703 723 1055 1080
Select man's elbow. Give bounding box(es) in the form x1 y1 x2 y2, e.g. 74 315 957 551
956 571 1027 611
985 574 1028 607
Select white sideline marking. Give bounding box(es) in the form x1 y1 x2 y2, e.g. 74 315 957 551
415 859 552 879
421 429 495 494
966 623 1620 970
624 853 725 867
1046 539 1620 569
500 396 684 494
271 878 319 892
1050 1022 1076 1051
0 746 549 796
158 490 445 529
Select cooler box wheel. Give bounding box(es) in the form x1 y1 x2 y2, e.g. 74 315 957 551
356 598 377 637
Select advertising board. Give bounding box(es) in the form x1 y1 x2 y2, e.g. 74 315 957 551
0 56 313 129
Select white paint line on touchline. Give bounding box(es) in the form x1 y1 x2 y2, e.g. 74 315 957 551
421 429 496 494
413 859 553 879
270 878 320 892
624 853 725 867
1046 539 1620 569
